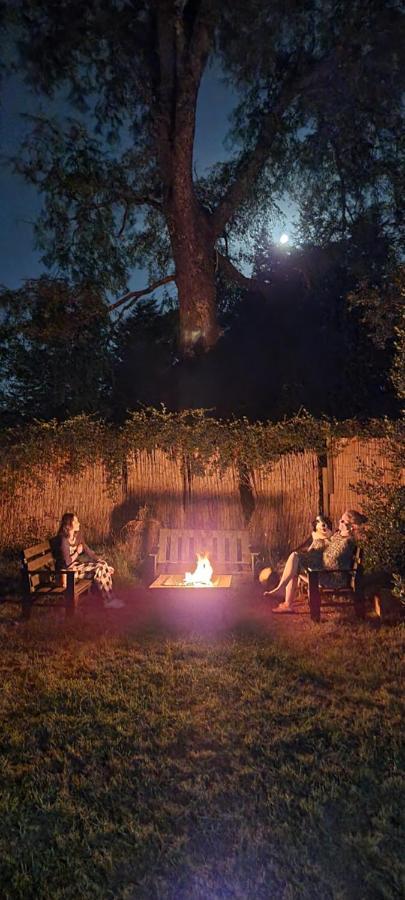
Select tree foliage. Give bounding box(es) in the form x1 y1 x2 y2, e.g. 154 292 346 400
4 0 404 355
0 277 111 421
1 235 400 424
348 264 405 402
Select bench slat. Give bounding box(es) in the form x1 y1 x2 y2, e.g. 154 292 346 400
23 542 52 560
26 553 55 573
30 572 57 591
33 585 66 595
73 580 92 595
155 528 254 575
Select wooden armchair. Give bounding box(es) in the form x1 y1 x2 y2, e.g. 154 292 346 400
298 546 365 622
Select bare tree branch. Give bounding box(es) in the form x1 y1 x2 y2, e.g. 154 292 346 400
187 0 215 84
210 50 344 238
109 273 176 312
116 202 130 239
216 252 259 292
210 107 292 238
71 191 163 214
330 138 348 236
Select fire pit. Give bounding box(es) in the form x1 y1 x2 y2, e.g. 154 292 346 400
148 527 257 590
150 573 232 589
150 552 232 589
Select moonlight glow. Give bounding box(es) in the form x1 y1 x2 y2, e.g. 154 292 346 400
279 233 289 244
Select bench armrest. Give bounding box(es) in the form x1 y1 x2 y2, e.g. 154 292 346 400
57 569 76 594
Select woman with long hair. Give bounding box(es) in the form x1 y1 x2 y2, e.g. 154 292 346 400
55 512 124 609
267 510 366 613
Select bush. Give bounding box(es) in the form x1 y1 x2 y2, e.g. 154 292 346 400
354 438 404 583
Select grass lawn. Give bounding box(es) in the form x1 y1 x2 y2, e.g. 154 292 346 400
0 592 403 900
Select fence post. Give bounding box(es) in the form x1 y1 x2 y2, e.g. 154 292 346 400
321 464 330 516
319 437 335 517
322 438 335 518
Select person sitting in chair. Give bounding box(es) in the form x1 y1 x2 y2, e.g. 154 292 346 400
54 513 124 609
266 510 365 613
260 513 332 589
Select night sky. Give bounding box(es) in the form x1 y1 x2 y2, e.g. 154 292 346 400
0 64 294 296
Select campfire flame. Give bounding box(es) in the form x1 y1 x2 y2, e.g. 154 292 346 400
184 552 213 587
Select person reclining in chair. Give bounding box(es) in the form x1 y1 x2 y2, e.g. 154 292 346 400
266 510 366 613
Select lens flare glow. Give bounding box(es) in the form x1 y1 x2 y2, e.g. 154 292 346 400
279 233 289 244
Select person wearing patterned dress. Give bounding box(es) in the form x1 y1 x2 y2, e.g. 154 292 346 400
54 513 124 609
267 510 365 613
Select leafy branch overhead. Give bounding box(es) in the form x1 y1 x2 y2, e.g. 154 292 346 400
4 0 404 355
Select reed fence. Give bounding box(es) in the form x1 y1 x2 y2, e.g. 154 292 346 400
0 438 397 555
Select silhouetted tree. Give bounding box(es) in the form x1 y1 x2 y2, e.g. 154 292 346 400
5 0 403 357
0 278 111 422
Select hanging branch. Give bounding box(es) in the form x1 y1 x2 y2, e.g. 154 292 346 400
109 273 176 312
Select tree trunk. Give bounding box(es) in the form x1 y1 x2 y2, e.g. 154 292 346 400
166 178 220 358
154 5 220 357
171 223 220 357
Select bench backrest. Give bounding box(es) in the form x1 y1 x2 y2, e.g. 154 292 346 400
22 541 56 593
156 528 252 573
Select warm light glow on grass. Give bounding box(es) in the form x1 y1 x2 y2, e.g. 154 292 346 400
0 596 402 896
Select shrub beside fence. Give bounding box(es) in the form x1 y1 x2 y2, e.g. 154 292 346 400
327 438 400 523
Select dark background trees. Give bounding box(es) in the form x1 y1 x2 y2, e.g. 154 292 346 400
0 279 111 422
1 1 403 423
3 0 403 354
1 225 400 424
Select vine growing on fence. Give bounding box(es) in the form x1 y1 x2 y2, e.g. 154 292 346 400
0 408 401 502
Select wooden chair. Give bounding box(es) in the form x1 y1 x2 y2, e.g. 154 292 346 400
21 541 94 619
298 546 365 622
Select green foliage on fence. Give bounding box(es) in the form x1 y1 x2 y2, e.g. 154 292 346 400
0 409 403 580
0 408 402 500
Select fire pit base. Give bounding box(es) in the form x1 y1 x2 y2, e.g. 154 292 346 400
149 574 232 589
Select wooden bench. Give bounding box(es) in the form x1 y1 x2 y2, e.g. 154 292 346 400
21 541 94 619
149 528 258 585
299 545 365 622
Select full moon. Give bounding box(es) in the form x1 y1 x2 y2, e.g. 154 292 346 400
279 233 289 244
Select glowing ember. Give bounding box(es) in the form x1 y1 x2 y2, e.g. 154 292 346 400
184 553 213 587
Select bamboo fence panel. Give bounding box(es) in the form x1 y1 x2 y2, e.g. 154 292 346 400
187 463 244 529
0 439 400 553
249 451 319 560
328 438 401 523
0 460 119 549
123 449 185 529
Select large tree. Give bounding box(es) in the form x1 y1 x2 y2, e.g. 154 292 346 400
5 0 403 356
